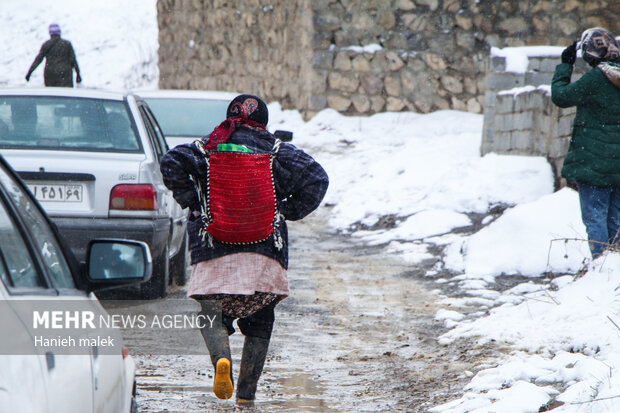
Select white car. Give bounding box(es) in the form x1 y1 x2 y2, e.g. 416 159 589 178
135 89 238 148
136 89 294 148
0 88 187 298
0 154 151 413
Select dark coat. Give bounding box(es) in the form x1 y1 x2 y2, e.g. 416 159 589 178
551 60 620 186
27 35 80 87
160 126 329 269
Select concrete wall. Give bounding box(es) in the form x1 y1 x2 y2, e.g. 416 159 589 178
157 0 620 119
490 87 576 187
480 53 589 188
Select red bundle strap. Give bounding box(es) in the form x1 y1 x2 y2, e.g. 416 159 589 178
205 151 277 244
204 116 266 150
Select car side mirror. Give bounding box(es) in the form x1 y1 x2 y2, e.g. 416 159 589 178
85 239 152 292
274 130 293 142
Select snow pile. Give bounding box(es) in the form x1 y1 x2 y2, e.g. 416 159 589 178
444 188 588 277
433 254 620 413
499 84 552 97
490 46 564 73
338 44 384 54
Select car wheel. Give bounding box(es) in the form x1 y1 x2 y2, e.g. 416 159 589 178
141 243 169 299
169 234 188 286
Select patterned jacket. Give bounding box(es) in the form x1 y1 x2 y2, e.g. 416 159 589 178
160 126 329 269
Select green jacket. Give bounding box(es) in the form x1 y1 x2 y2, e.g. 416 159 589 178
551 60 620 186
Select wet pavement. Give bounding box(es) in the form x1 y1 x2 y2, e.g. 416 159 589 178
122 206 505 412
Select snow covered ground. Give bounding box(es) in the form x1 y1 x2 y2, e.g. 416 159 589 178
269 106 619 412
3 1 620 411
0 0 158 91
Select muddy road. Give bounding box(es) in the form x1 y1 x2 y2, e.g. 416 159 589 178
122 206 506 412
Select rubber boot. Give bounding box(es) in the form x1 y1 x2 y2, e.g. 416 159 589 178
199 301 234 400
236 335 270 401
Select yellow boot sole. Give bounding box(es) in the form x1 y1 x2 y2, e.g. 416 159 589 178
213 358 234 400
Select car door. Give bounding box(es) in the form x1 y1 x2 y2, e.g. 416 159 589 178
0 163 94 413
0 285 49 413
137 102 187 258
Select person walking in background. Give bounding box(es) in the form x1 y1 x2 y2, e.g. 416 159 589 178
160 94 328 402
551 27 620 258
25 23 81 87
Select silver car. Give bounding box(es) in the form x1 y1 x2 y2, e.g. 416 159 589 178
0 88 187 298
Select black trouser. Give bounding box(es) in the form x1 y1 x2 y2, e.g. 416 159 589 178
221 302 276 340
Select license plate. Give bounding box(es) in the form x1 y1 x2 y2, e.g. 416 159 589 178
27 183 83 202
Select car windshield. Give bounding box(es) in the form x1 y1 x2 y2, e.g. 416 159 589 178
144 98 228 137
0 96 141 152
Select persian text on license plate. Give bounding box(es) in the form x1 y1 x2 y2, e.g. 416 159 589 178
28 184 83 202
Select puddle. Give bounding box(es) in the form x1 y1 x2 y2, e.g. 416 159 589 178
261 373 337 412
140 385 211 393
263 397 337 412
277 373 324 395
137 373 337 412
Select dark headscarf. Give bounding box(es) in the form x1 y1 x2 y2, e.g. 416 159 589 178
226 94 268 126
204 94 268 150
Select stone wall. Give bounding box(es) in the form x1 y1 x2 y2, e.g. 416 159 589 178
157 0 313 110
157 0 620 119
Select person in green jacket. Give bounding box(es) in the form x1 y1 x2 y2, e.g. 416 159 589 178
551 27 620 258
